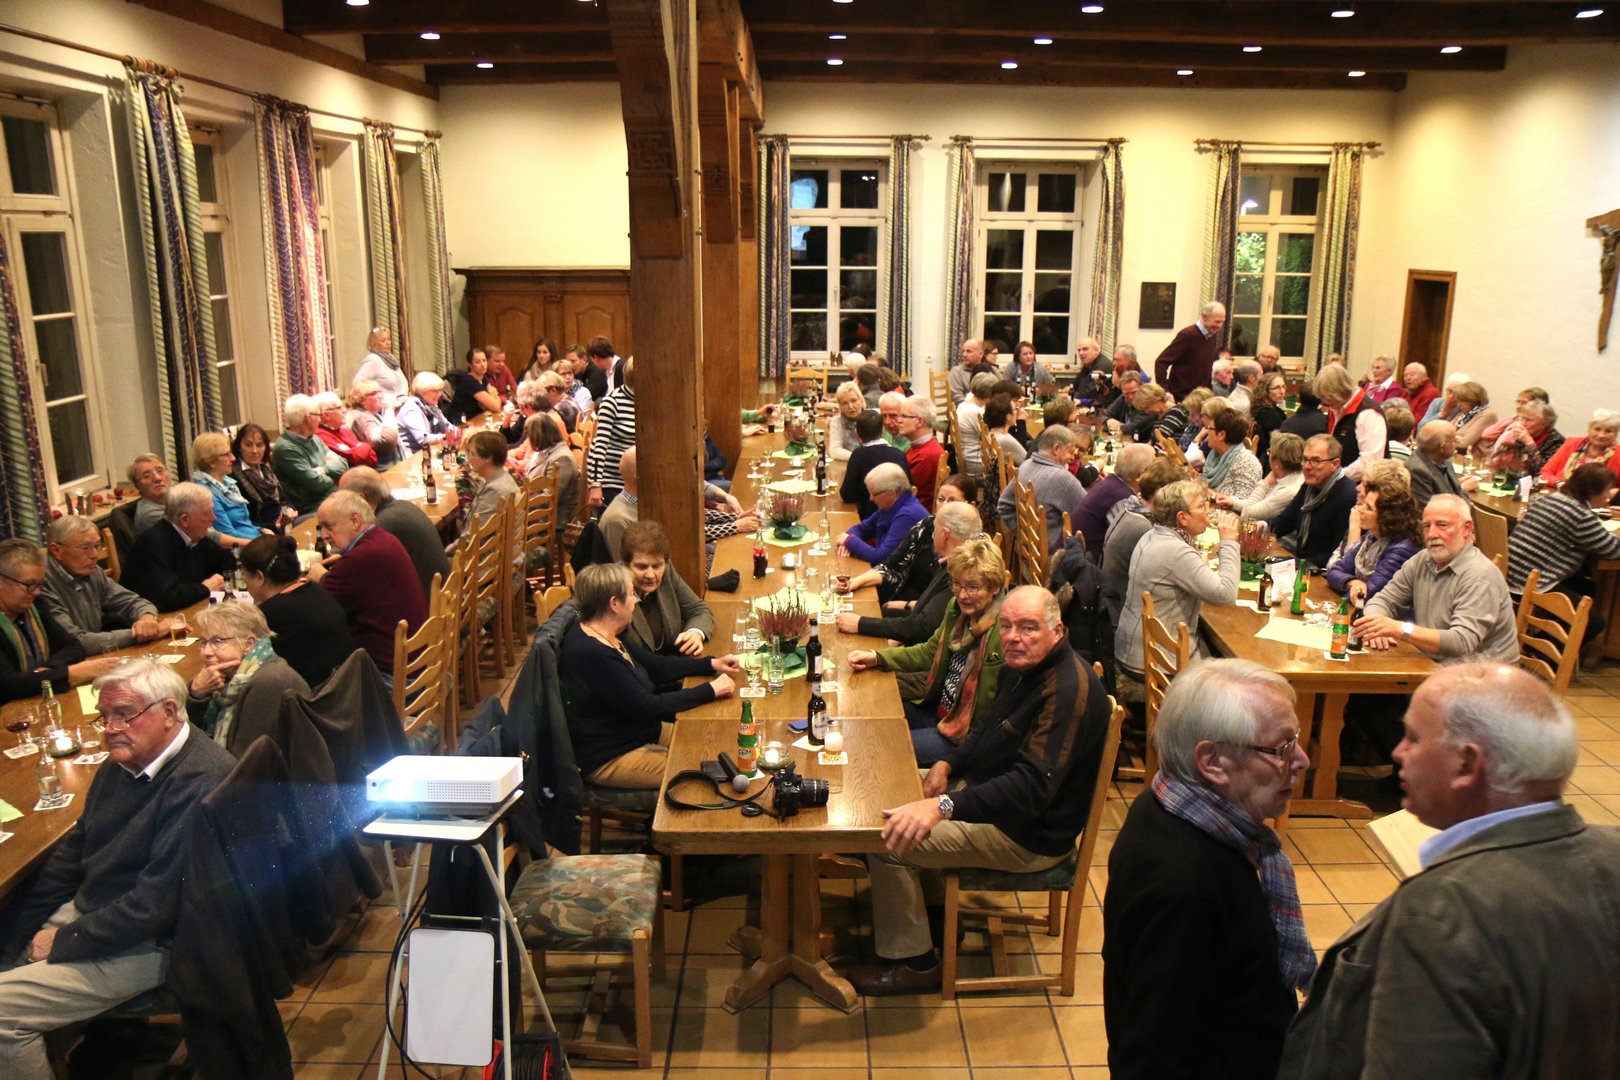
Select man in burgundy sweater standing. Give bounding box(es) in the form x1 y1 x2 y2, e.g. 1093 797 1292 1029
308 490 428 687
1153 301 1226 402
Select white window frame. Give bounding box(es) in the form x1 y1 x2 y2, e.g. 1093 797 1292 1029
786 159 886 363
190 124 244 428
0 96 108 499
973 162 1085 361
1231 165 1327 362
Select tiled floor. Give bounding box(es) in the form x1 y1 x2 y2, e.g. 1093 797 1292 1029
268 666 1620 1079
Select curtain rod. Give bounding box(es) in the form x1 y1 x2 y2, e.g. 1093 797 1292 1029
1195 138 1381 149
953 135 1127 144
0 22 436 137
777 134 932 142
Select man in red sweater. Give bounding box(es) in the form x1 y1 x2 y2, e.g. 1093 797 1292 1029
898 396 945 507
1401 362 1440 420
1153 301 1225 401
308 490 428 684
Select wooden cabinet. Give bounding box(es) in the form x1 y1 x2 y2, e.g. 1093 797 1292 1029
463 269 633 368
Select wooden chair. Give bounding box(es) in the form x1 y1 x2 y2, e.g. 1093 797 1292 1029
536 585 572 624
461 499 510 705
1155 430 1187 467
1118 592 1191 783
940 692 1125 999
929 368 953 422
500 486 529 670
1013 480 1050 587
1516 568 1592 692
1492 552 1509 577
934 453 952 503
392 602 449 752
521 470 561 588
98 527 121 582
786 366 831 394
1472 507 1510 568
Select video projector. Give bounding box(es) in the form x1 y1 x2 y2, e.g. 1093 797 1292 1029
366 756 523 818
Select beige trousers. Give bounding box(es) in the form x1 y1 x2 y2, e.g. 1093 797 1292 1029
585 722 675 789
866 822 1066 959
0 902 168 1080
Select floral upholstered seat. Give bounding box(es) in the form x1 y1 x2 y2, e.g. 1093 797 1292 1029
510 853 660 953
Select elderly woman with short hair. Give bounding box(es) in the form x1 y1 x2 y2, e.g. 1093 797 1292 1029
1487 397 1565 475
837 462 930 565
536 370 581 434
395 371 456 454
848 537 1008 766
1201 409 1263 501
826 382 869 461
523 412 580 524
1445 380 1497 452
1116 481 1242 678
1312 363 1388 482
353 326 408 401
189 432 261 548
619 520 714 661
1220 431 1306 521
186 600 311 754
345 380 401 467
313 390 379 468
1541 408 1620 489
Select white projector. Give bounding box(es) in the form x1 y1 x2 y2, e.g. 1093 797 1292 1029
366 755 523 817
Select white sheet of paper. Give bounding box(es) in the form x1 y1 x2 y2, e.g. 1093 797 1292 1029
33 793 74 812
1254 617 1332 652
1367 809 1439 879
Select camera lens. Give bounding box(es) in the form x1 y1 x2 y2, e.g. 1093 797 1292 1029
800 777 830 808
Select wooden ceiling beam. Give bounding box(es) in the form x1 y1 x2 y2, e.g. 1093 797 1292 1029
283 0 607 36
739 0 1620 47
761 33 1506 71
757 60 1408 91
364 31 613 65
698 0 763 122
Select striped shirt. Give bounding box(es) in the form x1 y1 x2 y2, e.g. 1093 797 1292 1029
1506 492 1620 595
585 386 636 491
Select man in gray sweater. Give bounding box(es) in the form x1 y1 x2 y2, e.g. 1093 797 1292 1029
997 426 1089 552
40 516 163 655
0 659 235 1079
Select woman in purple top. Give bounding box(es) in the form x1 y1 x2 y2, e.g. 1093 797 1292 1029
1325 473 1423 601
837 462 931 566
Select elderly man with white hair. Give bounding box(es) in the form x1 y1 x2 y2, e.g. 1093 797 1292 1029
312 390 378 468
997 426 1090 552
0 658 235 1080
41 515 162 655
122 483 236 612
271 393 350 513
1353 494 1519 663
1104 658 1311 1080
1209 356 1237 398
395 371 456 454
1155 301 1225 401
1227 359 1262 418
1281 663 1620 1079
1071 441 1155 558
308 490 427 684
836 462 929 566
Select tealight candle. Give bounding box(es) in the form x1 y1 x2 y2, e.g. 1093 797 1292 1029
823 730 844 753
762 746 785 767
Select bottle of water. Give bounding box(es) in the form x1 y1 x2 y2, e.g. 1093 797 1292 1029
36 752 62 805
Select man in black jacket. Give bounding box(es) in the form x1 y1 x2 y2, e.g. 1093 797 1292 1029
0 540 117 705
121 483 236 612
1103 657 1311 1080
339 466 452 601
0 659 234 1079
833 502 981 647
840 410 911 519
845 586 1110 995
1267 434 1358 567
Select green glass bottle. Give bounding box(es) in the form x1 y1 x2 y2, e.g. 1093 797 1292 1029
1290 567 1308 616
736 701 758 774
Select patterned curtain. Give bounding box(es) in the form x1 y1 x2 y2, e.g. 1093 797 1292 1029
361 121 411 374
420 133 454 375
252 95 334 400
942 137 977 365
884 136 914 375
1199 140 1243 350
0 233 47 542
125 62 221 469
1087 139 1127 358
1303 144 1368 375
758 134 791 378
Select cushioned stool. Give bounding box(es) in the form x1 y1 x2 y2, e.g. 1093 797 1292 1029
510 853 665 1068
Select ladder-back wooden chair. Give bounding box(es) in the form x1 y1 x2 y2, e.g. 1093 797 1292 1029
786 366 831 395
500 487 528 671
1515 568 1592 692
521 470 561 588
1472 507 1510 569
392 602 449 754
98 527 121 583
1013 480 1050 587
1118 592 1191 784
461 498 510 705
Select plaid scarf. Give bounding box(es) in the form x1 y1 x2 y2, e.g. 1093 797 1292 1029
0 606 47 672
204 636 277 749
1153 773 1317 992
923 597 1002 742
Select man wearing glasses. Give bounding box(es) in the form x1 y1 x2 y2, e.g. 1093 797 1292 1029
40 516 164 656
0 658 234 1078
1266 433 1359 568
1103 658 1312 1080
0 540 118 705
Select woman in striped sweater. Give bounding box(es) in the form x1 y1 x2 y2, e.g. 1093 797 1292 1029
1506 462 1620 644
586 357 638 508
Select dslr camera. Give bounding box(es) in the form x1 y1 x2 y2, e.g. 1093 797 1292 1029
770 762 830 818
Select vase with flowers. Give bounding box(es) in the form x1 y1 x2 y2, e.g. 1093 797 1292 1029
782 412 816 457
766 492 807 541
1238 520 1272 580
757 591 811 665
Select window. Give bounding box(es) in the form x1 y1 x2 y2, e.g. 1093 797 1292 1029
191 126 242 427
788 163 884 359
0 97 103 495
1230 167 1326 361
976 165 1083 359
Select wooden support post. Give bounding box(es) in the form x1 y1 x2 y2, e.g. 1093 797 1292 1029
737 121 762 411
700 66 743 478
608 0 707 587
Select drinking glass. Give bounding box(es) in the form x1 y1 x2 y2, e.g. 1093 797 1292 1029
733 610 750 647
739 651 762 692
744 610 762 650
167 616 186 643
4 712 31 750
765 652 785 695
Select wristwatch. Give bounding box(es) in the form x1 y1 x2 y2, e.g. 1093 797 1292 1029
1401 621 1415 641
937 794 955 820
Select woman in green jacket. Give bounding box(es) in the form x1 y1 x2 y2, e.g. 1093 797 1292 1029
849 536 1007 766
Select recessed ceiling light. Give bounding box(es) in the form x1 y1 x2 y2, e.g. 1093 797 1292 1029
1577 7 1603 15
345 0 367 6
1331 8 1355 16
1081 4 1105 12
833 0 854 4
827 57 844 65
1033 37 1054 45
476 61 494 68
1348 69 1366 76
1177 68 1194 75
1243 45 1263 52
1002 60 1019 69
829 33 846 39
1440 45 1462 53
420 31 440 40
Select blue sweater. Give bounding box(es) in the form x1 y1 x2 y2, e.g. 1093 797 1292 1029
1325 536 1420 598
846 492 930 565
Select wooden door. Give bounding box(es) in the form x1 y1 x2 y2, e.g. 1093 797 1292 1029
1398 270 1456 386
464 269 634 370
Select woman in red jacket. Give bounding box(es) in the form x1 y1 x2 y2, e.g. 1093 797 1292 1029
1540 408 1620 491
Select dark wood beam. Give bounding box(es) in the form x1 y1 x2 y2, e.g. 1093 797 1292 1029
427 62 619 85
698 0 763 121
760 60 1408 90
284 0 607 36
740 0 1620 47
756 32 1506 71
364 31 613 65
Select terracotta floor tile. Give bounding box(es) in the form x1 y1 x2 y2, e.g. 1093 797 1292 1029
959 1006 1068 1067
347 908 411 953
769 1070 869 1080
1302 905 1353 951
1052 1004 1109 1066
288 1003 386 1064
1042 953 1104 1005
866 1005 969 1067
1292 865 1335 904
1585 741 1620 766
289 1065 363 1080
769 1005 869 1068
665 1070 764 1080
1289 827 1381 864
1575 696 1620 717
666 1005 770 1068
662 952 755 1008
1315 863 1400 905
974 1070 1073 1080
1571 765 1620 795
867 1069 972 1080
687 904 751 954
1568 793 1620 826
312 952 393 1003
1574 715 1620 742
1342 903 1380 921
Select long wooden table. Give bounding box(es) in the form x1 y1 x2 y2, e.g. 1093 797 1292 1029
1200 575 1435 819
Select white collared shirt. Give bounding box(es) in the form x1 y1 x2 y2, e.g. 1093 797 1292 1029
121 717 191 781
169 520 198 549
1416 800 1561 868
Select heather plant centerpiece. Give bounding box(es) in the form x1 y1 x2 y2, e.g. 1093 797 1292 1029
1238 520 1272 578
756 590 811 658
782 411 816 457
766 492 807 541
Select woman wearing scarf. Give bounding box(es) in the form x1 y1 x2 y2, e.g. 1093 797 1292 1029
230 424 292 530
1486 397 1565 475
189 432 263 550
1326 466 1422 601
826 382 868 461
1540 408 1620 490
186 601 309 755
353 327 408 402
848 537 1007 767
1200 408 1263 501
345 381 403 468
1116 481 1241 679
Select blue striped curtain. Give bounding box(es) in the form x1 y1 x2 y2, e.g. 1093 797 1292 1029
758 135 791 378
884 136 914 375
1087 140 1127 358
942 137 977 365
1199 140 1243 350
125 62 221 470
1303 144 1367 374
0 232 48 542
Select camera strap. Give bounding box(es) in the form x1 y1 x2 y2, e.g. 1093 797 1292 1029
663 771 778 817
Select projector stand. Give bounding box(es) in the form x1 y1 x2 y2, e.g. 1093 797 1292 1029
365 798 557 1080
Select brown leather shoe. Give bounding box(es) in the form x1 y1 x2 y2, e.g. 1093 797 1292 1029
846 958 942 997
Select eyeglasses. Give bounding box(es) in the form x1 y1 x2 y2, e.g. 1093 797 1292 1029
951 580 989 596
0 571 44 593
102 700 162 731
1301 456 1337 466
1226 734 1300 761
197 636 246 651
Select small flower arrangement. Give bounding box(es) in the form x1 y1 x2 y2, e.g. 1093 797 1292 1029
783 413 815 456
767 492 803 533
757 591 810 654
1238 520 1271 577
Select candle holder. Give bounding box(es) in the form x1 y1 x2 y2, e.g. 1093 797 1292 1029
757 741 795 772
43 725 80 759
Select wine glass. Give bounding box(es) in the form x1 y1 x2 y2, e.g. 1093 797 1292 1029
739 651 763 693
4 711 31 751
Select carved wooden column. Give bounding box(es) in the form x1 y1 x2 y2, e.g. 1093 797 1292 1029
608 0 706 586
699 68 742 477
737 120 761 411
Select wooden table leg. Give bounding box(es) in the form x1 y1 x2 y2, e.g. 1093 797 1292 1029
1598 568 1620 660
724 855 791 1012
1291 692 1374 819
787 852 860 1012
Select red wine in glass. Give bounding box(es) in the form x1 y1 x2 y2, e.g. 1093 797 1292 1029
5 717 31 750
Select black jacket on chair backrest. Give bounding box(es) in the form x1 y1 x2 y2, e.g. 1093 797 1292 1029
504 602 586 854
